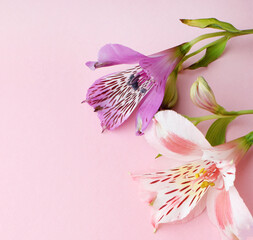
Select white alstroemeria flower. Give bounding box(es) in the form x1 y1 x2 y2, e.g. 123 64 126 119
132 110 253 240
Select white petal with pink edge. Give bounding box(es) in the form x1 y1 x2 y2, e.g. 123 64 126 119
203 139 247 166
206 186 253 240
145 110 211 161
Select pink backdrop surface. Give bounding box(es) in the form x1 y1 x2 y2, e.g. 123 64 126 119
1 0 253 239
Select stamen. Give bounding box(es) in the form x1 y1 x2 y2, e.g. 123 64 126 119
200 180 215 188
200 181 209 188
195 168 208 179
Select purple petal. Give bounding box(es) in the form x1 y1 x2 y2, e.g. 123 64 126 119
85 61 97 71
85 65 154 131
136 82 166 135
140 48 182 82
86 44 146 70
136 46 186 134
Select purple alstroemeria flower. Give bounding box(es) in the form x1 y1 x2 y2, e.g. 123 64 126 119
84 43 190 135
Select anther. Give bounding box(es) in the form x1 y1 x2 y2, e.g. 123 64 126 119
200 181 209 188
200 181 215 188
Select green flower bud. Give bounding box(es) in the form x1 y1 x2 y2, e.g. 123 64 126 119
190 76 225 114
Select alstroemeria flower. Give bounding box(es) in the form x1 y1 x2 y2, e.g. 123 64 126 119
84 43 190 135
132 110 253 239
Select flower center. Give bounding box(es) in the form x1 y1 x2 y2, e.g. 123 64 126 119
127 67 153 93
128 74 140 90
194 165 219 188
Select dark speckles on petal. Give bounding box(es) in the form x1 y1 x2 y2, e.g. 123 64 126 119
129 74 135 81
131 81 139 90
140 88 147 94
128 74 140 91
94 106 103 112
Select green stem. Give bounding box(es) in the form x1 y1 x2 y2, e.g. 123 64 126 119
183 36 229 62
186 109 253 125
186 114 230 125
188 29 253 48
180 28 253 66
233 29 253 36
189 31 227 46
224 109 253 116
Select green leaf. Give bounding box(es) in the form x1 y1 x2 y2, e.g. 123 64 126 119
155 153 162 159
206 117 235 146
187 37 229 70
180 18 239 33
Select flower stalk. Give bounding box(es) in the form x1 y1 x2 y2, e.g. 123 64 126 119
186 109 253 126
179 28 253 68
188 29 253 46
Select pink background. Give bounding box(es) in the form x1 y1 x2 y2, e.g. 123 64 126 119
1 0 253 239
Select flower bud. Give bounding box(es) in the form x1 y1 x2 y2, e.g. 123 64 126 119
190 76 225 114
161 70 178 109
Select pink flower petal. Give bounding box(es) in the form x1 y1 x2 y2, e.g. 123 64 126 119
85 44 146 70
206 187 253 240
85 66 154 130
145 110 211 161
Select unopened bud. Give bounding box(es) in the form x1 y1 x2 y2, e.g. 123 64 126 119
190 76 225 114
